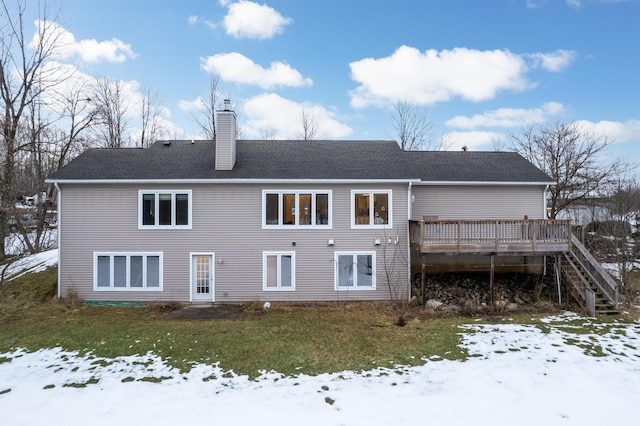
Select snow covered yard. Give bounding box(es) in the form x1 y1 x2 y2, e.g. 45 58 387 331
1 313 639 425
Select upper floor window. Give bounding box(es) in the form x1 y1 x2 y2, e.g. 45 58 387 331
352 190 392 228
139 190 191 229
263 190 331 228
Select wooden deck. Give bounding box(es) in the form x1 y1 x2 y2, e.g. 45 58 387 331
411 219 571 255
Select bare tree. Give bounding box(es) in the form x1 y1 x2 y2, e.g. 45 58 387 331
139 85 166 148
0 0 67 259
194 74 220 140
91 77 130 148
259 127 277 141
603 171 640 299
50 82 97 168
390 101 436 151
296 105 318 141
509 121 618 219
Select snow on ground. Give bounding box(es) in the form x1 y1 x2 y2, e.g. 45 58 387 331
1 313 639 425
2 249 58 280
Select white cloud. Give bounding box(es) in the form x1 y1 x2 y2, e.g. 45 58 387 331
574 119 640 143
178 97 205 113
349 46 531 108
30 20 136 63
241 93 352 139
527 50 577 72
188 16 199 25
446 102 565 129
223 1 291 39
566 0 582 8
201 52 312 89
442 131 507 151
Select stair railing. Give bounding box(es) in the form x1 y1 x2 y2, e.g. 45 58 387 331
568 234 619 308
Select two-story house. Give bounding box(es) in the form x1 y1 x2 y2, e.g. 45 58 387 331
47 105 555 303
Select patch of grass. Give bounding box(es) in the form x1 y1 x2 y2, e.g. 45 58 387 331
62 377 100 388
1 267 602 378
0 266 57 319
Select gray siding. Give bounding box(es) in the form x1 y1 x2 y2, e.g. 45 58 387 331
58 182 410 303
411 185 546 221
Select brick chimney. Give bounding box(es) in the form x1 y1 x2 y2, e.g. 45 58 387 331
215 99 236 170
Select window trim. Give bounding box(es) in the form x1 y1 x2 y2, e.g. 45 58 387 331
334 251 376 291
351 190 393 229
138 190 192 229
262 190 332 229
93 252 163 291
262 251 296 291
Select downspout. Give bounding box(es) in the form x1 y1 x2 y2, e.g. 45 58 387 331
54 182 61 298
543 185 549 219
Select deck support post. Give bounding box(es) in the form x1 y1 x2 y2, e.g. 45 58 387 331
554 254 562 304
421 255 425 307
490 255 495 307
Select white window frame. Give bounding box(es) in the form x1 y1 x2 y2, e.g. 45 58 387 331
334 251 376 290
93 252 163 291
262 190 332 229
138 190 192 229
263 251 296 291
351 190 393 229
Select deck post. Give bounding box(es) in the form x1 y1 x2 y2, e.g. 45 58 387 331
421 255 426 307
554 254 562 304
490 255 495 307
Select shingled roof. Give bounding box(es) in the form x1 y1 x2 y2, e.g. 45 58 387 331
406 151 553 183
47 139 552 184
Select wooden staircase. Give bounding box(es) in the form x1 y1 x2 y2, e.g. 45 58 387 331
559 234 619 316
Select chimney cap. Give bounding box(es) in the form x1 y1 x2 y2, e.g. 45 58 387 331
223 99 231 111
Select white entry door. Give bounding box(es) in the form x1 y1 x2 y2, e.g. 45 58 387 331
191 254 214 301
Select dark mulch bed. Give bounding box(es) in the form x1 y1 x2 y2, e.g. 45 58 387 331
164 304 244 320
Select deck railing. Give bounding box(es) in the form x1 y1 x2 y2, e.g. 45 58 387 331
414 219 571 254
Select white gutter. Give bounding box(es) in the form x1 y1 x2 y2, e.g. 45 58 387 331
413 180 554 186
54 182 61 298
45 178 422 185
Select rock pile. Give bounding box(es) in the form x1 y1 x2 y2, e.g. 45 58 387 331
410 272 557 314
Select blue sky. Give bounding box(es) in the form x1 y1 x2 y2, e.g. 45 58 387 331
26 0 640 162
